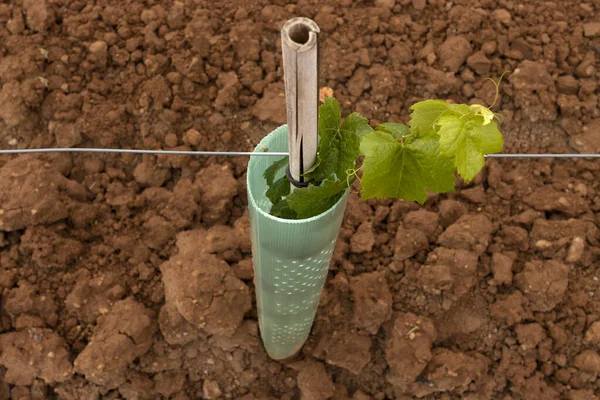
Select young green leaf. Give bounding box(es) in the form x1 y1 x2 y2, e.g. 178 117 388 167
305 98 367 181
376 122 411 139
437 114 503 182
287 179 347 219
266 176 291 205
263 156 289 186
360 130 455 204
409 100 452 133
345 112 374 138
409 100 472 134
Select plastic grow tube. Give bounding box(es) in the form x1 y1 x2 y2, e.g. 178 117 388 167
247 124 348 360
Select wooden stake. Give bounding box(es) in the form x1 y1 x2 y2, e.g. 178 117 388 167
281 18 320 187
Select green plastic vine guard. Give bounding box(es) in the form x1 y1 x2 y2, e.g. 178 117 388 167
247 125 348 360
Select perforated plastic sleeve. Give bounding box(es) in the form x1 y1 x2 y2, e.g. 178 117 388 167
247 125 348 360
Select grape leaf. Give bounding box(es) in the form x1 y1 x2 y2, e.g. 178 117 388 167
345 112 374 138
305 98 366 181
409 100 472 134
263 156 289 186
287 179 347 219
376 122 410 139
437 114 503 182
409 100 451 133
266 176 290 205
270 199 297 219
360 130 455 204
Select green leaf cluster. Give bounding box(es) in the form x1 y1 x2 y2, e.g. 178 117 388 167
264 98 503 218
264 98 371 219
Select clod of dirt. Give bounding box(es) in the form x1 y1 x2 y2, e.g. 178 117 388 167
175 226 238 257
0 328 73 385
251 83 286 124
490 291 530 326
88 41 108 70
0 157 81 232
569 389 600 400
138 341 182 375
466 51 492 76
117 371 154 400
433 298 489 342
511 374 560 400
438 214 493 255
572 349 600 375
194 164 238 224
20 226 83 269
158 303 205 346
65 272 126 323
531 218 597 247
154 370 186 398
208 319 261 354
297 361 335 400
349 271 392 334
54 376 101 400
570 118 600 153
515 323 546 349
394 226 428 261
404 210 440 241
161 233 251 336
142 215 176 250
350 221 375 253
493 8 511 25
584 321 600 345
233 212 252 253
499 225 529 252
133 160 171 187
23 0 50 32
557 75 579 95
386 312 437 388
509 61 557 122
583 22 600 38
438 199 468 228
491 252 513 286
438 36 472 73
418 247 479 300
410 349 488 397
524 186 589 217
320 329 372 375
515 260 570 312
215 71 241 110
4 283 57 329
232 259 253 281
141 178 199 230
0 80 30 126
73 297 156 389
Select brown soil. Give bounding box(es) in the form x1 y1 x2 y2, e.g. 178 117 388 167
1 0 600 399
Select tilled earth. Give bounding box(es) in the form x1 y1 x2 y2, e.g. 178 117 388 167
1 0 600 399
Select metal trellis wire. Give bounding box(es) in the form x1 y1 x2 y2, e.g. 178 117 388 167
0 148 598 158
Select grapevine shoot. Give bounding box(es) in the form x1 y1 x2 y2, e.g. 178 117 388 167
264 97 503 219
